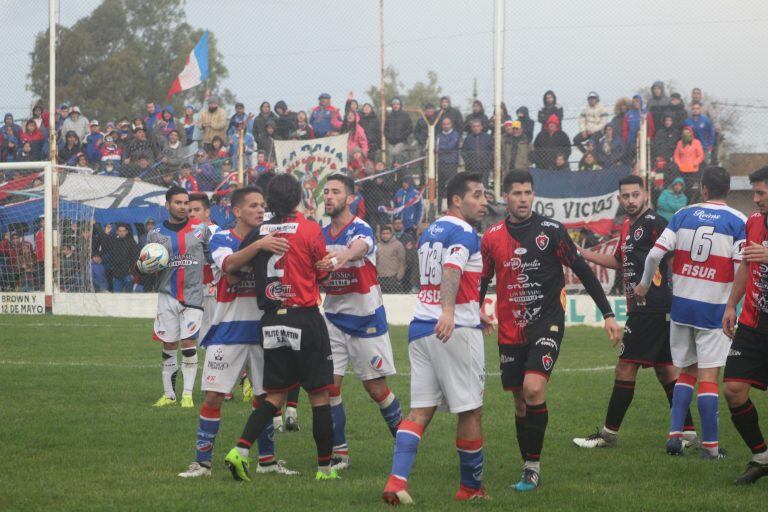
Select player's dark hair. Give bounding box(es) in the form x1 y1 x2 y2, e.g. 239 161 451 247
502 169 533 193
749 166 768 184
618 174 644 189
165 186 188 202
231 186 264 208
254 170 276 192
701 166 730 200
326 173 355 194
445 172 483 207
267 173 302 219
188 192 211 209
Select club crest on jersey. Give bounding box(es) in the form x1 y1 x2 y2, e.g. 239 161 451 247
542 353 553 371
369 355 384 371
192 225 204 239
634 227 644 240
450 246 463 255
535 232 549 251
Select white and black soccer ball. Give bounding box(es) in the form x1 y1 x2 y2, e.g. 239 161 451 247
137 242 169 274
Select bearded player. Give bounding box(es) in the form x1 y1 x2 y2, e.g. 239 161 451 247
480 169 622 491
316 174 402 471
140 186 211 408
573 175 698 449
178 186 297 477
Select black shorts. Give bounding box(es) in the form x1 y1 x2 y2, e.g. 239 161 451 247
499 324 564 391
260 307 333 394
619 313 672 368
724 323 768 391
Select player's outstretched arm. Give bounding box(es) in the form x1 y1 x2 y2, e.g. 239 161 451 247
316 239 368 271
635 245 666 304
579 247 621 270
723 261 749 338
435 266 461 343
225 233 289 274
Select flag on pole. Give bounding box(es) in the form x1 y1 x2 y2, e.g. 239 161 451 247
167 31 209 99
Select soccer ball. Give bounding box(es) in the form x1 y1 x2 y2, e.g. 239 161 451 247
138 242 169 274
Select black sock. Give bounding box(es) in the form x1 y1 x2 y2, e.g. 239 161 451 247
523 402 548 462
312 404 333 467
238 401 277 448
604 379 635 432
287 387 300 408
515 415 525 461
664 380 695 433
730 400 767 454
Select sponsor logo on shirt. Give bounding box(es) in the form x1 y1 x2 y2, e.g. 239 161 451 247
168 255 197 267
427 224 445 236
499 354 515 364
514 247 528 255
692 209 720 221
541 221 560 228
260 223 299 235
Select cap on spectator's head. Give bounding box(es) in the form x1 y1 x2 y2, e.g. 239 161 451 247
670 92 682 100
90 120 99 126
587 91 599 100
503 120 514 127
318 93 331 100
423 102 435 110
185 104 196 111
207 95 219 104
71 106 81 114
391 97 401 105
59 102 70 109
511 120 522 129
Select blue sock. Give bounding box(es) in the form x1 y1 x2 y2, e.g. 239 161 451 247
376 389 402 437
698 381 720 454
669 374 696 438
195 404 220 465
330 391 348 456
256 422 275 465
391 420 424 481
457 437 484 489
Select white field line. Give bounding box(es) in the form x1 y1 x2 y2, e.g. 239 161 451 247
0 359 615 376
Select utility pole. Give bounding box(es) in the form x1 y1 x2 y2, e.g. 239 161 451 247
379 0 387 165
493 0 505 198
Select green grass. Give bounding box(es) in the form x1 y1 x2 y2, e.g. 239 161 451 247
0 316 765 511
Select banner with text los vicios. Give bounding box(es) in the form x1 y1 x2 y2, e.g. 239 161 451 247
274 134 348 224
529 166 630 235
564 237 620 294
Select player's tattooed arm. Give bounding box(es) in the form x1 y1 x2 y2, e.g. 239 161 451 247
435 267 461 342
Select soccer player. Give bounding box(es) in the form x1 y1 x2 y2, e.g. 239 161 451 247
635 166 745 459
141 186 211 408
480 169 622 492
178 186 297 478
224 174 338 482
382 172 491 505
722 166 768 484
316 174 402 470
187 193 220 342
573 175 698 449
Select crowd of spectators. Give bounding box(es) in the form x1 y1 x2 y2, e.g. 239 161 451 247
0 82 721 293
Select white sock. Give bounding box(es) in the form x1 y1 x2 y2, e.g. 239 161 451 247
602 427 618 436
523 460 541 473
753 450 768 464
286 407 297 419
181 348 198 396
161 349 178 400
236 446 250 457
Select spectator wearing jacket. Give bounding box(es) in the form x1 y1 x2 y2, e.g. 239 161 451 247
84 120 103 164
462 118 494 185
99 223 139 293
58 131 82 165
260 121 277 162
179 163 199 192
99 135 122 175
361 164 394 235
158 129 185 173
673 125 704 176
537 90 564 131
553 152 571 171
414 103 438 147
61 106 89 142
516 106 535 142
230 122 256 169
377 225 406 293
193 149 218 191
274 100 298 140
124 127 155 163
610 97 632 137
533 114 571 169
227 102 248 137
647 81 671 128
652 114 680 161
573 91 609 153
439 96 463 135
684 102 715 154
143 101 162 134
90 253 109 292
359 103 381 156
309 93 342 137
393 175 423 233
181 105 199 146
656 177 687 222
291 111 315 140
622 95 655 156
595 124 625 167
253 101 278 148
689 89 720 164
488 102 510 134
1 126 18 162
464 100 490 133
384 97 413 164
436 116 460 201
3 113 21 140
198 96 228 149
578 151 602 171
501 120 531 172
666 93 688 131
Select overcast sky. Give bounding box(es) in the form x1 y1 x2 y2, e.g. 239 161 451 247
2 0 767 148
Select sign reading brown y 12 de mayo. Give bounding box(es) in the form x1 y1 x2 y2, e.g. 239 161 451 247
1 292 45 315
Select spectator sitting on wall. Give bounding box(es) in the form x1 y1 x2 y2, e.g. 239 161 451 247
533 114 571 169
464 100 490 133
18 120 46 160
462 118 494 185
656 177 687 222
537 90 564 131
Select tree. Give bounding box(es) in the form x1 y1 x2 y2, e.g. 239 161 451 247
27 0 231 121
366 66 443 117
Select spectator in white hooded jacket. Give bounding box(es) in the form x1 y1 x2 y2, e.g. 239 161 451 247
573 92 608 154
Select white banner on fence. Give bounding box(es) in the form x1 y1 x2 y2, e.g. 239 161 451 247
1 292 45 315
533 189 618 233
564 237 620 294
274 134 348 221
57 173 167 208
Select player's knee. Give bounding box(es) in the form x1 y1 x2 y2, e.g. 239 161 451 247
523 382 546 404
163 341 179 351
362 377 387 400
203 391 224 408
723 382 748 406
615 361 639 380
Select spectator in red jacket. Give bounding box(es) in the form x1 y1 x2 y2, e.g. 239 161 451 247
18 120 46 160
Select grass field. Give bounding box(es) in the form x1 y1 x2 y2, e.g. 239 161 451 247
1 316 765 511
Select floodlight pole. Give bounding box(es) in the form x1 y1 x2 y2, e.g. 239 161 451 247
493 0 505 198
44 0 56 310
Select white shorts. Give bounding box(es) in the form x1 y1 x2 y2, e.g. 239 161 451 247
153 294 204 343
201 343 264 395
670 321 732 369
327 321 396 381
409 327 485 414
199 295 217 343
